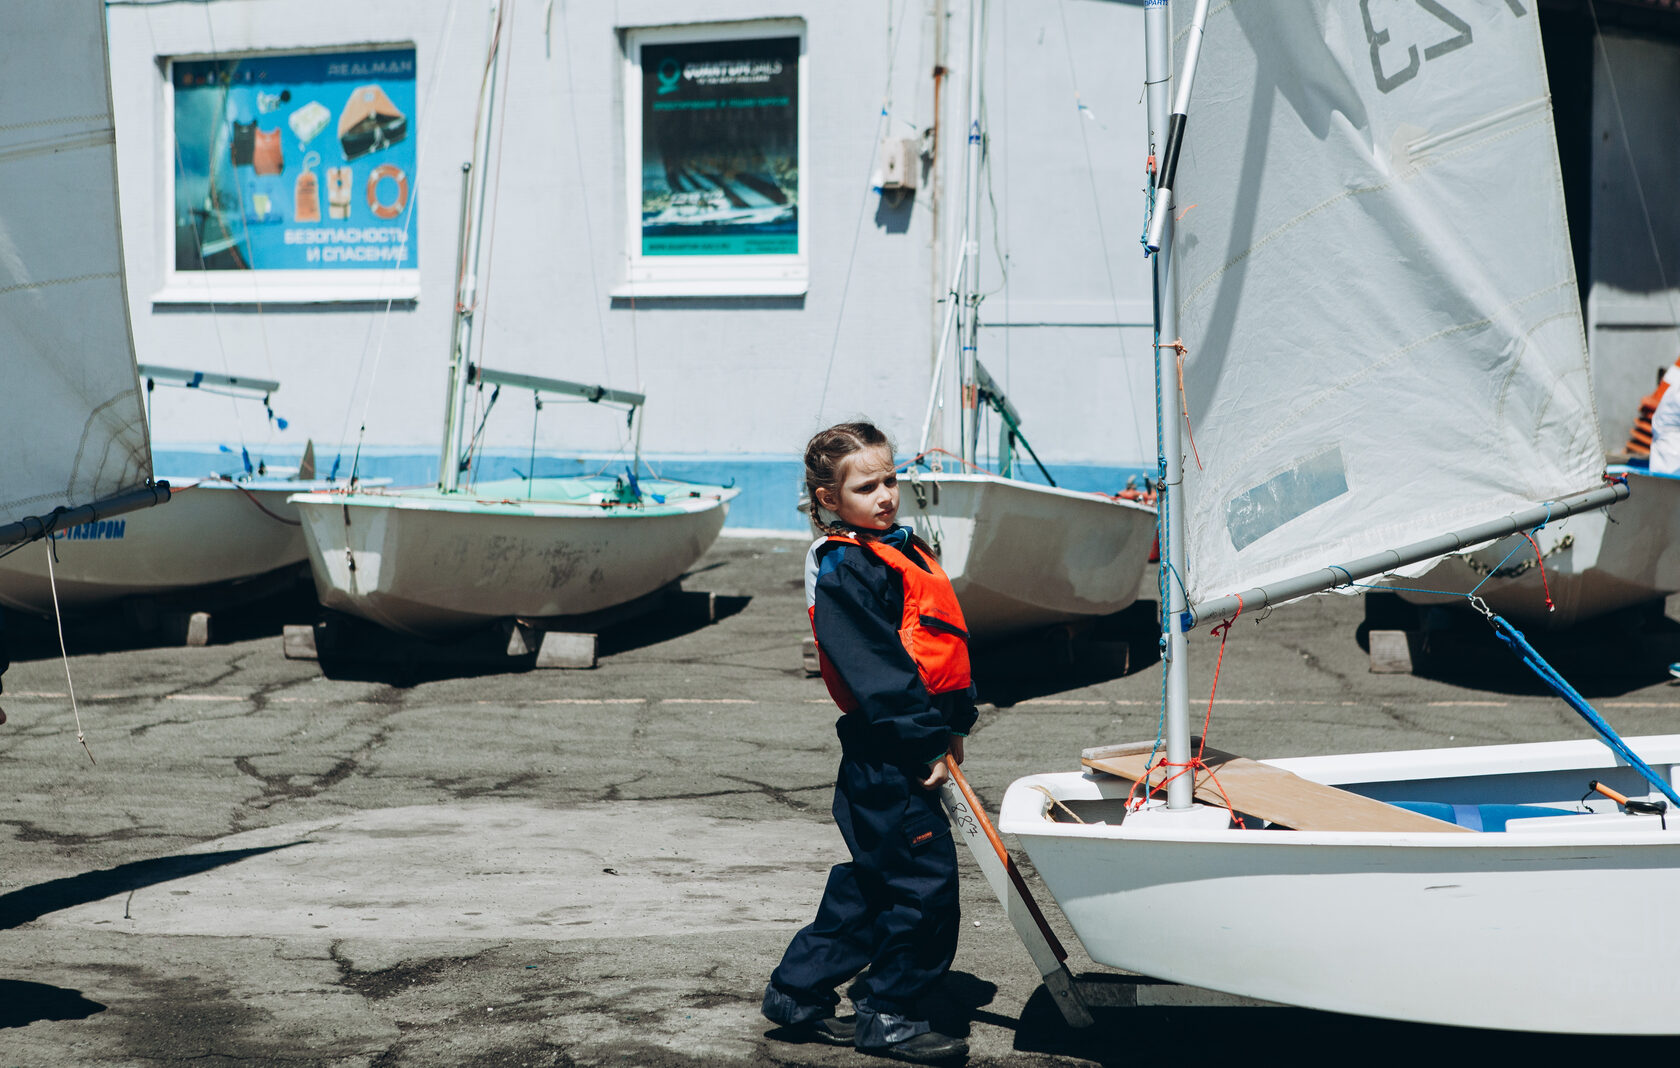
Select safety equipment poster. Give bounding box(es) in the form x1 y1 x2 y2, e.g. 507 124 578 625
639 36 799 257
171 48 418 272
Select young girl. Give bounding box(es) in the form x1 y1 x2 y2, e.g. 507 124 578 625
761 421 975 1064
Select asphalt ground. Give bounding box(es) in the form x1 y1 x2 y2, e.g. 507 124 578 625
3 534 1680 1065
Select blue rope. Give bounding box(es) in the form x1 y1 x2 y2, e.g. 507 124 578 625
1487 612 1680 806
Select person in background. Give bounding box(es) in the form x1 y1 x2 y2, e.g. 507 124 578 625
761 421 975 1065
1649 363 1680 476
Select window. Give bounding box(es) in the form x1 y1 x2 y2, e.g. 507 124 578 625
620 22 807 297
162 46 419 303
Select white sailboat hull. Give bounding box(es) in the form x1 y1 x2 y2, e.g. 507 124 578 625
1001 736 1680 1034
0 477 326 613
1392 469 1680 629
292 477 736 637
900 473 1155 638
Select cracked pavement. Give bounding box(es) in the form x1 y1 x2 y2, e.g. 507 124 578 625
3 535 1679 1064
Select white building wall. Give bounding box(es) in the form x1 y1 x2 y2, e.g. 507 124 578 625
105 0 1155 485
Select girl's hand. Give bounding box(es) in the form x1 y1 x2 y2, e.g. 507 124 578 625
919 736 964 789
920 757 950 790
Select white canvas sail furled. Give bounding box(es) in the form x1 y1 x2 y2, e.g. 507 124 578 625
0 0 154 538
1171 1 1603 607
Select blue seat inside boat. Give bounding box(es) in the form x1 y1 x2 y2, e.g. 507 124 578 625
1390 801 1580 832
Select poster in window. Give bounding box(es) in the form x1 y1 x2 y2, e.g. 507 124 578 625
172 48 418 272
640 36 799 257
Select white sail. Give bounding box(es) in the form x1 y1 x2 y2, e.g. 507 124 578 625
1172 1 1603 606
0 0 153 533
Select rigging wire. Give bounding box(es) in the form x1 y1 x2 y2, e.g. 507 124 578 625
556 0 638 467
1056 0 1149 467
337 0 466 484
43 541 95 765
141 6 251 465
815 0 914 423
1585 0 1680 351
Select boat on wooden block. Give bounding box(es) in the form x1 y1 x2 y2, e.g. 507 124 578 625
291 9 736 640
896 6 1155 641
0 368 353 616
997 0 1680 1035
291 474 733 638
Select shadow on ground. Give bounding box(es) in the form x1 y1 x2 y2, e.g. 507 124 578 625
0 844 301 930
4 572 320 661
974 602 1162 707
0 979 105 1029
1355 595 1680 698
312 593 753 686
1011 979 1680 1063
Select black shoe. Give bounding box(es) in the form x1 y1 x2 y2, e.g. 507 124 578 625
863 1030 968 1064
803 1013 857 1046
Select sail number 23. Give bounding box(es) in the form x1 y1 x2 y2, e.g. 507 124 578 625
1361 0 1528 94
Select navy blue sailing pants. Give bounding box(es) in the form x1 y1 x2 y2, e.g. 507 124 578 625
769 750 959 1016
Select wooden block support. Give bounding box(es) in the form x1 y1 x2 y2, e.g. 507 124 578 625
282 624 319 661
184 611 211 647
1368 629 1415 674
535 631 597 669
1082 740 1471 833
679 590 717 624
801 636 820 676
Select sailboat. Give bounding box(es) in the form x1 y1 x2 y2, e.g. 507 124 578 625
998 0 1680 1035
899 0 1157 640
0 0 168 563
290 1 736 640
1378 461 1680 629
0 367 358 616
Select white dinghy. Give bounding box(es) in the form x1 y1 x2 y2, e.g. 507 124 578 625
899 1 1155 640
0 0 168 567
0 367 353 616
999 0 1680 1035
1386 464 1680 630
291 6 735 639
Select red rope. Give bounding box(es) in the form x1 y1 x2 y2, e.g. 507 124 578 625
1125 597 1247 828
1519 530 1554 613
207 477 303 526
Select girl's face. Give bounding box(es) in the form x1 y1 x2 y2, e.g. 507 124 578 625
816 445 899 532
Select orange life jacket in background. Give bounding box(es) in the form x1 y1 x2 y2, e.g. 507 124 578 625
1627 359 1680 457
808 533 972 713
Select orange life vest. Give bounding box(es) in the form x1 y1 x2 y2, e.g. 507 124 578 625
808 532 972 713
1628 359 1680 457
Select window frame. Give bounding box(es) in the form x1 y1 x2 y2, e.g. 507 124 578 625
154 42 422 306
617 19 809 299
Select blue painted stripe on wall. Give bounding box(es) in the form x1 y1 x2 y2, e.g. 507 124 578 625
151 447 1153 534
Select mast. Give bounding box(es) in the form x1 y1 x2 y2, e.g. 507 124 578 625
1146 0 1209 811
440 0 504 493
958 0 984 466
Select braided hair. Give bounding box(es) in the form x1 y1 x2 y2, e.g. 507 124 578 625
804 421 893 537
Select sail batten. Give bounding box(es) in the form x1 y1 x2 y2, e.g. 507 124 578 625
0 0 155 533
1172 1 1605 604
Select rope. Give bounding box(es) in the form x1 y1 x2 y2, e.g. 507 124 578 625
1158 337 1203 471
1486 610 1680 807
201 477 304 526
1128 597 1247 828
1517 530 1554 612
43 540 94 765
